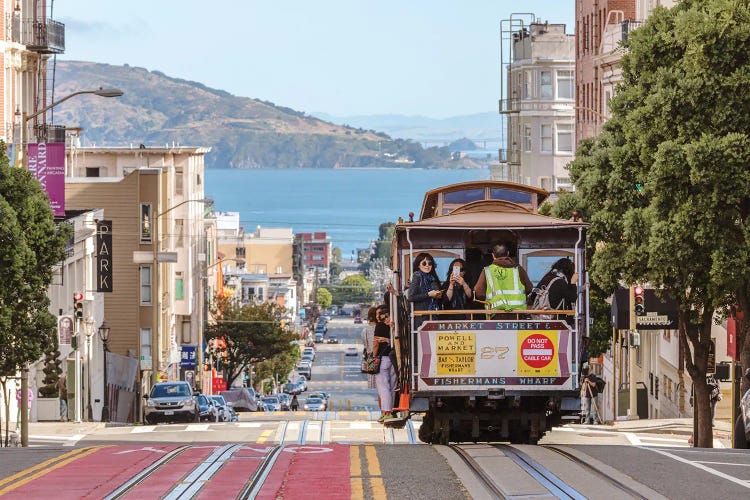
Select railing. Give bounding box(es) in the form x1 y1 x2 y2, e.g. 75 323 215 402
413 308 575 320
6 14 65 53
499 97 520 114
600 19 644 54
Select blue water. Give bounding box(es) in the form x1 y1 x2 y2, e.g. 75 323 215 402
205 168 490 256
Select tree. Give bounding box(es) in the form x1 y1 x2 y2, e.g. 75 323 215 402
316 288 332 309
373 222 395 261
38 337 62 398
204 295 297 387
0 148 70 446
328 274 374 306
567 0 750 447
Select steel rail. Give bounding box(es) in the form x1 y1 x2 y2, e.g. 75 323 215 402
448 445 508 499
495 444 586 500
277 420 289 444
163 444 242 500
543 445 649 500
406 420 417 444
318 419 326 444
238 445 285 500
297 419 309 445
103 445 190 500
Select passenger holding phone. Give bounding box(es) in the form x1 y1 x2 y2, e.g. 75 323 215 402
441 258 473 320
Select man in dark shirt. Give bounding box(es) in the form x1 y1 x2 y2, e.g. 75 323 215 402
581 367 600 424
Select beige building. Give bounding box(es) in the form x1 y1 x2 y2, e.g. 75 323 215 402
498 20 575 191
65 146 210 419
216 212 293 276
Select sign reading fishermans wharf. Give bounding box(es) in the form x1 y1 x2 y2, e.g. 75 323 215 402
97 220 113 292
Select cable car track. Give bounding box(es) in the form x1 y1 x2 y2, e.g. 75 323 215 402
237 445 285 500
103 445 190 500
542 445 649 500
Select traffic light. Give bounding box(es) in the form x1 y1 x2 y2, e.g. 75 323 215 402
634 286 645 316
73 292 84 320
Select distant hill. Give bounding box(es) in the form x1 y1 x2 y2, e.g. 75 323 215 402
53 61 482 170
312 111 504 148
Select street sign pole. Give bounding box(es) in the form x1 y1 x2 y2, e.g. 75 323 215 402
629 286 639 420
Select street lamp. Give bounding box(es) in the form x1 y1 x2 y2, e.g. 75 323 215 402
18 87 124 168
84 317 95 421
98 320 111 422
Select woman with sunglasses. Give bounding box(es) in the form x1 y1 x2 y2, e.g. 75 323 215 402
407 252 442 328
440 258 473 320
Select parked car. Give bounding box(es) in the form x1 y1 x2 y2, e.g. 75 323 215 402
303 397 326 411
325 336 338 344
307 392 329 409
314 334 324 343
300 354 314 364
319 315 330 324
297 364 312 380
209 395 232 422
353 316 363 324
144 381 198 424
278 393 291 410
261 396 282 412
283 382 302 395
194 394 218 422
303 347 315 360
295 376 308 392
226 404 239 422
345 346 358 356
220 387 259 412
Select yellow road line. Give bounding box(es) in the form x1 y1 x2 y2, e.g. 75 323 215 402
256 429 273 443
364 445 381 477
369 477 387 499
350 445 364 499
0 445 105 495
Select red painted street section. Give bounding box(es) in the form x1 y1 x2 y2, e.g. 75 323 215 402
257 445 351 500
194 445 273 499
122 445 218 499
3 445 179 500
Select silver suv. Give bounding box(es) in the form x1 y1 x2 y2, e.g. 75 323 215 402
144 382 198 424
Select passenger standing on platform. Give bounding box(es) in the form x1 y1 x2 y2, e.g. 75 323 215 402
361 306 379 394
441 258 473 320
407 253 442 328
373 307 398 423
473 243 533 311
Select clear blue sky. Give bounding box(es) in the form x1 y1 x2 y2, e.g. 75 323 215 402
57 1 574 118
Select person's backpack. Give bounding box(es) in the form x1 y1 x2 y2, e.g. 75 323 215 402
531 276 563 319
595 376 606 393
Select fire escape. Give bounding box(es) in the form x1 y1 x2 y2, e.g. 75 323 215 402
7 0 66 144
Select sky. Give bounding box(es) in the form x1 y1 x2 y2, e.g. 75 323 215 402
56 1 575 119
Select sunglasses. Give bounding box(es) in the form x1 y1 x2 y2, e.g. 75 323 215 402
420 261 433 267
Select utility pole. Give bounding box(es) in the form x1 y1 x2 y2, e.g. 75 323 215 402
628 286 640 420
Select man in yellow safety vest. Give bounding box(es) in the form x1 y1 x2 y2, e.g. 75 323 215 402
473 243 533 311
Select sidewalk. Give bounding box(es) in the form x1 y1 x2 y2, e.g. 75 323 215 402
3 421 105 446
572 417 732 440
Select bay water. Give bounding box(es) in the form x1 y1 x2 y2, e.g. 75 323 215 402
205 167 490 257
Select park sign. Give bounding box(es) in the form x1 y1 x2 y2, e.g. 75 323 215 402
610 287 679 330
27 142 65 216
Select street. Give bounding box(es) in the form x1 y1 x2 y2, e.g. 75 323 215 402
1 319 748 499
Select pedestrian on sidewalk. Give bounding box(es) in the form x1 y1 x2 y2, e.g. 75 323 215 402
57 375 68 422
708 375 721 427
290 394 299 411
15 387 34 429
580 366 600 424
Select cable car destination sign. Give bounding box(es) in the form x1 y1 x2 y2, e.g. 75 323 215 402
417 320 574 391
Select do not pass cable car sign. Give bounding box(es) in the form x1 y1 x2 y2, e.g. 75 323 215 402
518 332 557 376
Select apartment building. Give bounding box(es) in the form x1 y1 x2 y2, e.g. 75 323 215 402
297 231 331 282
216 212 293 276
65 146 210 419
498 19 575 192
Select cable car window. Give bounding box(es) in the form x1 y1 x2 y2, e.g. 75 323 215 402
443 189 485 205
490 189 532 204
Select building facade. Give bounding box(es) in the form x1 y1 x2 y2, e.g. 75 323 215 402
65 146 210 420
499 21 575 191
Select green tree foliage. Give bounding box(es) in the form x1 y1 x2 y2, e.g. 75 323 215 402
0 149 70 378
38 336 63 398
374 222 395 261
316 288 333 309
204 296 296 386
328 274 374 306
566 0 750 447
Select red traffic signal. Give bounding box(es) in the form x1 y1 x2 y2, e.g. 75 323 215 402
634 286 645 316
73 292 84 319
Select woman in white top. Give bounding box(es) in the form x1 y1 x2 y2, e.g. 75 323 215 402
360 306 378 390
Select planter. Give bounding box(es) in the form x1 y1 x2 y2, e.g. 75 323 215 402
36 397 60 421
